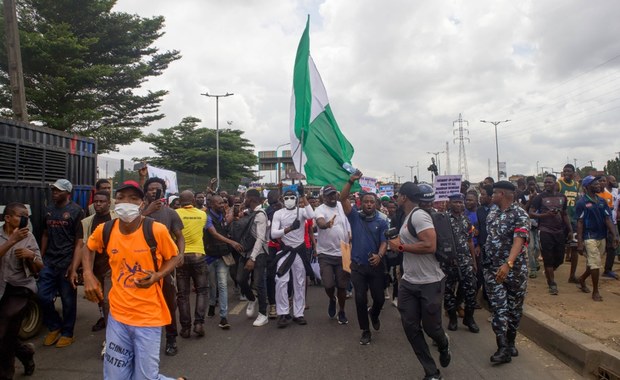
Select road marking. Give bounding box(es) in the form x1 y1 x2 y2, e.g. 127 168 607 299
229 301 248 315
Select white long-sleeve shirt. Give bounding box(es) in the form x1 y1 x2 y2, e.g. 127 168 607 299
271 205 315 247
249 205 268 261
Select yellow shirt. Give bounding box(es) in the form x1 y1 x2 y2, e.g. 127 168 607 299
176 206 207 254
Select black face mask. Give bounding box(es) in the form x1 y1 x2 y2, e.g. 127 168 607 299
359 210 376 222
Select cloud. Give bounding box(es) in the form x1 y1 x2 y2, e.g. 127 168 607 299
109 0 620 184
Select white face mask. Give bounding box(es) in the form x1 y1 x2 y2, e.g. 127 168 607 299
283 196 297 210
114 203 141 223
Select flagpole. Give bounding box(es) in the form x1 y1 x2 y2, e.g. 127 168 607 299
297 128 305 220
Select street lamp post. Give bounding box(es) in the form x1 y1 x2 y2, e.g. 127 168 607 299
201 91 234 190
405 163 419 182
427 151 445 175
276 142 290 184
480 119 510 179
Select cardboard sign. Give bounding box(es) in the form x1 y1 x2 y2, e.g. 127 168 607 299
434 175 462 201
359 176 377 193
379 185 394 197
147 165 179 194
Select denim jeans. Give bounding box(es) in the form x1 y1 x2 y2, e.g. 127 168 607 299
176 254 208 328
236 254 268 315
37 265 77 337
208 258 229 318
104 314 176 380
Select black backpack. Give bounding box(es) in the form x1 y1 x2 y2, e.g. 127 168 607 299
230 210 264 253
102 217 159 272
407 208 457 263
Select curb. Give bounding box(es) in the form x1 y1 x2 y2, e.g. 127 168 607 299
520 306 620 378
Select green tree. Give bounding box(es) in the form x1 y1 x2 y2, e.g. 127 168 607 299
576 166 597 178
604 157 620 179
0 0 180 152
138 116 258 186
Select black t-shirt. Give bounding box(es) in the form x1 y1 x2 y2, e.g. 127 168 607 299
44 201 85 268
531 191 568 234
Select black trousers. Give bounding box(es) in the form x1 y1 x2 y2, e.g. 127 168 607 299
398 278 448 377
0 287 34 380
350 262 385 331
162 273 178 340
266 247 278 305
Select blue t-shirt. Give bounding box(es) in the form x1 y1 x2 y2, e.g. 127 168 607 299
575 194 611 240
346 206 388 265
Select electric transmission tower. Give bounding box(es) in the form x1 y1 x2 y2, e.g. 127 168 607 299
453 113 470 180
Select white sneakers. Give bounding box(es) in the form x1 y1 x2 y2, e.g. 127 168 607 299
253 313 268 327
246 300 257 318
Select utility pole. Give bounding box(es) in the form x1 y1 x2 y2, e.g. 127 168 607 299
573 158 578 168
588 160 594 168
3 0 28 121
201 92 234 190
427 151 445 176
405 163 418 182
480 119 510 179
453 113 470 180
445 141 451 175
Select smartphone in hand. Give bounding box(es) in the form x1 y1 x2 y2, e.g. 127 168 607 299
19 216 28 229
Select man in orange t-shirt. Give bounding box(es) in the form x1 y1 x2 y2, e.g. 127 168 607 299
82 181 183 380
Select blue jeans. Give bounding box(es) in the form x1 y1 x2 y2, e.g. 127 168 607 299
208 258 229 318
37 265 77 337
104 314 176 380
176 254 209 328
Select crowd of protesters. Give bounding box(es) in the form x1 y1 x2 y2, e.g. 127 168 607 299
1 163 619 380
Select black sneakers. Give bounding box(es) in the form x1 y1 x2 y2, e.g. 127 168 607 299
292 316 307 325
277 315 291 328
359 330 371 345
218 318 230 330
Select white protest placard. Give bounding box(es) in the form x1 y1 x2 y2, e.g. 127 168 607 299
147 165 179 194
359 176 377 193
433 175 462 201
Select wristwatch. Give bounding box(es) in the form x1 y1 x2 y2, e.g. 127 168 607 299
398 245 404 253
506 260 514 269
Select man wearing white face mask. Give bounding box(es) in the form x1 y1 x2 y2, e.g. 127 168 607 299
271 184 315 328
81 180 185 380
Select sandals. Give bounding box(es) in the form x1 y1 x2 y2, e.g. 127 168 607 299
576 283 591 293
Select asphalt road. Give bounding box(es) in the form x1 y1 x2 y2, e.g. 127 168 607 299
18 282 584 380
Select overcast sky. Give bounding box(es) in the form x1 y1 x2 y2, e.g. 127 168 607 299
109 0 620 184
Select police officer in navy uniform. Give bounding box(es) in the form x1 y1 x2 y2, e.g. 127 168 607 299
444 193 479 333
483 181 530 364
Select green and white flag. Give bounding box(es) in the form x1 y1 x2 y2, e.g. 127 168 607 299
290 16 359 191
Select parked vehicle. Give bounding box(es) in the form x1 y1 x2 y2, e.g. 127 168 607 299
0 117 97 338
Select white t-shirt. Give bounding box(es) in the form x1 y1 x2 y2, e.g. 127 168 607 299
400 208 445 285
271 205 315 247
315 202 348 256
